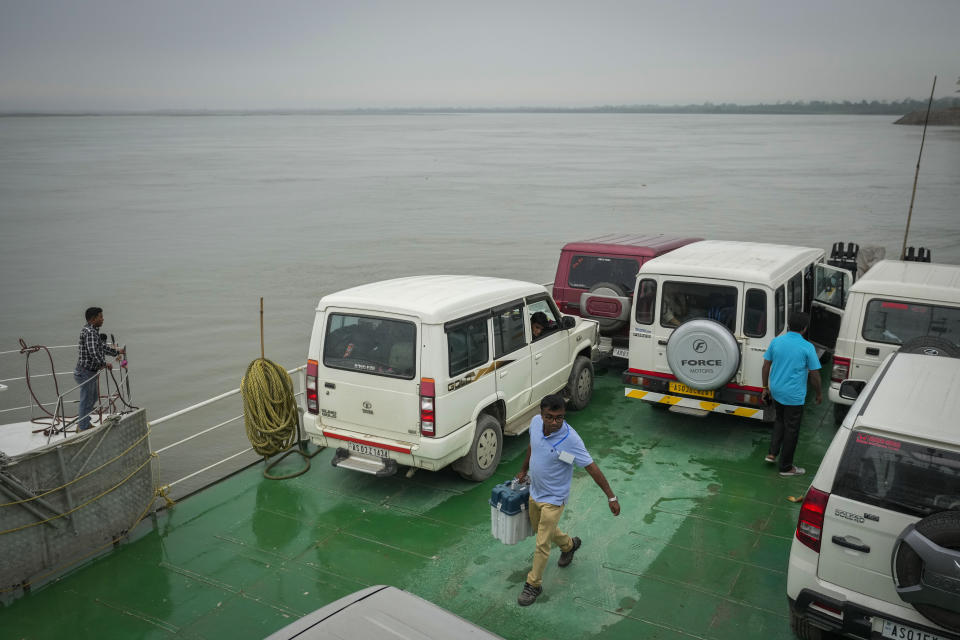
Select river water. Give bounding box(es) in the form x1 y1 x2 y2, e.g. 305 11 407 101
1 113 957 489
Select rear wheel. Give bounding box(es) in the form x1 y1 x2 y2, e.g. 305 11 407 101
789 608 824 640
453 414 502 482
565 356 593 411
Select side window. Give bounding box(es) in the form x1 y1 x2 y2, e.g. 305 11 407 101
803 264 814 312
787 272 803 315
527 298 560 340
493 304 527 357
775 286 786 335
744 289 767 338
635 279 657 325
446 316 490 377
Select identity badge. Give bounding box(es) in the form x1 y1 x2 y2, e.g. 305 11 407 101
557 450 575 465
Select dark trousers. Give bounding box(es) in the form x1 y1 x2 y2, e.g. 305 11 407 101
73 368 99 430
769 401 804 472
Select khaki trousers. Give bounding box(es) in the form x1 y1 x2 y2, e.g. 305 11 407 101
526 498 573 588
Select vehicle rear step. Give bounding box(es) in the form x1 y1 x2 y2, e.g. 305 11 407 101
331 448 398 476
669 406 709 417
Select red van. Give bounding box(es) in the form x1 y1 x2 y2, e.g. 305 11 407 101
552 234 702 359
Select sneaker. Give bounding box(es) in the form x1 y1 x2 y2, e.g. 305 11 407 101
518 582 542 606
558 536 581 567
764 454 776 463
779 466 806 477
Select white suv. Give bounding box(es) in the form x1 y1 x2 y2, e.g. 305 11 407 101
787 352 960 640
302 276 599 481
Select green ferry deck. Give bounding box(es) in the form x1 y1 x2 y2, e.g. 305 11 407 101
2 369 832 639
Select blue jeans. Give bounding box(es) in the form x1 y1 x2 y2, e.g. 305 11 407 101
73 368 99 430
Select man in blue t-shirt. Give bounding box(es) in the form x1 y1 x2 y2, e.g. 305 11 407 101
761 311 823 477
514 394 620 606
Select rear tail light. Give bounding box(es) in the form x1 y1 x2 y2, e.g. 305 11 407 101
306 359 319 414
737 392 763 406
796 487 830 552
420 377 435 437
831 356 851 383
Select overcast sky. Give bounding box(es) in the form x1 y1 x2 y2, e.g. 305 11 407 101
0 0 957 111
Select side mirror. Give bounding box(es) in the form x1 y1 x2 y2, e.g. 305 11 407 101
838 379 867 401
561 316 576 330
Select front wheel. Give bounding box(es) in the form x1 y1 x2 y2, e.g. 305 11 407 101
453 414 503 482
565 356 593 411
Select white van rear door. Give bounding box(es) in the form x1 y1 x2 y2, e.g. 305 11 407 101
808 264 852 351
318 311 420 440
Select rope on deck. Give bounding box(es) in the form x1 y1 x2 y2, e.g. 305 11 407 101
240 358 320 479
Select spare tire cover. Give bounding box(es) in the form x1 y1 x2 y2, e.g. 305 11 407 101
899 336 960 359
666 319 741 390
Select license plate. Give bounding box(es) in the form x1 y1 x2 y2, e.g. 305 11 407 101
668 382 716 399
347 442 390 458
880 619 949 640
612 347 629 358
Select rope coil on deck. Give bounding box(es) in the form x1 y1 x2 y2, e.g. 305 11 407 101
241 358 320 479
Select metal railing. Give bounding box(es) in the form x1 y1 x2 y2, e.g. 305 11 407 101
149 365 306 491
2 343 307 497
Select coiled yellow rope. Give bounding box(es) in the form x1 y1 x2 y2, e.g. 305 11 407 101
241 358 299 458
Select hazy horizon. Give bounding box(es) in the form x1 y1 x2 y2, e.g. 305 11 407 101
1 0 957 112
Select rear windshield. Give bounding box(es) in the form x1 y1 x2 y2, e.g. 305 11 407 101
660 281 738 331
568 255 640 293
862 299 960 347
323 314 417 379
833 431 960 517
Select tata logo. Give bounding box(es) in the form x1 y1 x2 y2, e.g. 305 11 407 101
362 401 374 415
692 339 708 353
681 359 721 366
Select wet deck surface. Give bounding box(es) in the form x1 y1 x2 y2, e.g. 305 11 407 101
2 369 836 639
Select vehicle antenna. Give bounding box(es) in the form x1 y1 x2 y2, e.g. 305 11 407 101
900 75 936 261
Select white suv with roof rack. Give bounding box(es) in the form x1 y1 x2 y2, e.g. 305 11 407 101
787 351 960 640
302 276 599 481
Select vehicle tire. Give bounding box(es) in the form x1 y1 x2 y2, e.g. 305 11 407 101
665 319 741 390
789 608 824 640
587 282 628 333
832 402 847 427
453 414 502 482
899 336 960 359
893 510 960 632
565 356 593 411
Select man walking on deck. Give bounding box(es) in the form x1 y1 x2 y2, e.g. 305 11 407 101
515 394 620 606
74 307 124 431
761 311 822 477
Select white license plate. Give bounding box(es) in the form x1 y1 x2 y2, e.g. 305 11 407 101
880 619 949 640
347 442 390 458
612 347 629 358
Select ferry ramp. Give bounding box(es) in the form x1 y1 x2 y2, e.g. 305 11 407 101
0 369 834 640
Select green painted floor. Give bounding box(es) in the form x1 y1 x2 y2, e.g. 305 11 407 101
1 370 837 640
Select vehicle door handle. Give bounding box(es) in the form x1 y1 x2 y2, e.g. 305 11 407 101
832 535 870 553
499 370 509 378
866 347 880 356
324 382 336 389
658 339 668 346
535 353 543 361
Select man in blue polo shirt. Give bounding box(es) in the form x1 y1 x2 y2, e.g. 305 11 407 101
761 311 823 477
514 394 620 606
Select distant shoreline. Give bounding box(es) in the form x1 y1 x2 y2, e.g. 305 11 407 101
3 98 959 118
